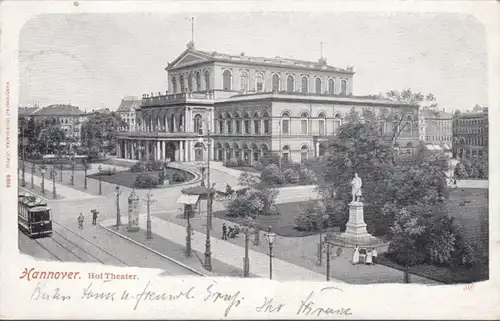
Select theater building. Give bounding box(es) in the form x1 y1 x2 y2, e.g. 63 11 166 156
116 44 420 163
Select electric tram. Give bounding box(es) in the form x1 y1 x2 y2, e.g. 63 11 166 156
18 193 53 237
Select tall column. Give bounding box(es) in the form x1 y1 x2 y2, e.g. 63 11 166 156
164 115 169 132
146 141 150 160
156 141 161 160
210 139 214 161
162 141 166 160
188 140 193 162
175 142 180 161
173 115 177 132
179 141 184 162
185 109 189 133
315 142 319 157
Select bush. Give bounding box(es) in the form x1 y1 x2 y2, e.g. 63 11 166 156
283 168 300 184
172 172 185 183
99 167 116 176
226 188 279 218
224 158 239 167
299 166 317 185
131 161 147 173
134 173 158 188
295 201 327 231
238 172 261 187
253 161 265 171
261 164 285 185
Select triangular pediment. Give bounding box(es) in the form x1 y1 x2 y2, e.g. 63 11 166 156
168 50 212 70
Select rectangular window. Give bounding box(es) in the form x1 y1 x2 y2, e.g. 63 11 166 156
244 120 250 134
264 120 269 134
301 120 307 134
254 120 260 134
236 120 241 134
282 120 289 135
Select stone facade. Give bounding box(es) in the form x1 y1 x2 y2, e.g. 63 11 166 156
452 106 488 159
116 45 420 163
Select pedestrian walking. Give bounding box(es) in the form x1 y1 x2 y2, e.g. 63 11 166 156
372 247 378 265
222 223 227 240
365 249 373 265
92 210 98 226
78 213 84 229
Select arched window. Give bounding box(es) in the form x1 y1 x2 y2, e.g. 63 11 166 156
171 76 177 94
253 111 261 134
393 115 401 134
234 112 242 134
193 114 203 134
240 71 249 91
301 76 309 93
256 73 264 92
300 111 309 135
328 79 335 95
315 78 322 94
218 113 224 134
281 111 291 135
180 75 185 92
223 70 232 90
187 73 193 92
226 112 233 134
204 70 210 90
318 112 326 136
404 115 413 134
243 111 251 134
272 74 280 92
334 113 342 135
282 145 291 162
263 111 270 134
287 75 295 93
300 145 309 163
340 79 347 95
196 72 201 91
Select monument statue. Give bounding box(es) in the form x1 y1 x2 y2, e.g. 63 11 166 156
350 173 362 203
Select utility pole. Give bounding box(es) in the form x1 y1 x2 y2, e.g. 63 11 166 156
115 185 122 230
278 120 282 172
52 167 57 199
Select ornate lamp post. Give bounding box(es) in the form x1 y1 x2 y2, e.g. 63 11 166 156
144 189 155 239
59 163 63 182
40 165 46 196
264 227 277 280
51 167 57 199
184 204 194 256
114 185 121 230
242 216 254 278
98 165 102 195
21 158 26 187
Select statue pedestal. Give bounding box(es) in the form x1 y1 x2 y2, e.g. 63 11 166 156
328 202 384 248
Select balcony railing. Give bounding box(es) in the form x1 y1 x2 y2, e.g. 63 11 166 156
116 130 199 138
141 91 215 107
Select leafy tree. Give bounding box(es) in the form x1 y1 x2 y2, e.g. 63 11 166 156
295 200 327 231
237 172 261 187
454 163 468 179
81 112 126 153
37 124 66 155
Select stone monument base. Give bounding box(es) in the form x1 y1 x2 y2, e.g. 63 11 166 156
328 201 386 248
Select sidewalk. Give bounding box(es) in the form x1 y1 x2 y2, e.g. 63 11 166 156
100 215 344 283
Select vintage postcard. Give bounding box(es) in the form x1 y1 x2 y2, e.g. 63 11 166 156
0 0 499 319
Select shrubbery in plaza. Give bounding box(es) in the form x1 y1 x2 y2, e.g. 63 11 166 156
259 162 317 186
227 188 279 218
224 157 251 167
294 200 327 231
99 167 116 176
261 164 285 185
130 160 167 173
134 173 159 188
454 157 488 179
171 172 186 183
237 172 261 187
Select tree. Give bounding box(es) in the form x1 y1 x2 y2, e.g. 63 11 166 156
237 172 261 187
37 124 66 155
81 112 126 153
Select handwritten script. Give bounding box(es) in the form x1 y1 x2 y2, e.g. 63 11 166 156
29 281 352 317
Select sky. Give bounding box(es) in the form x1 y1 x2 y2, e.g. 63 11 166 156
19 12 488 112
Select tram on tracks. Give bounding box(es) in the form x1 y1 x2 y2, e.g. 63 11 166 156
18 193 53 238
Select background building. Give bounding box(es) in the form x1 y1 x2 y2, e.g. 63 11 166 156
116 96 141 132
452 105 488 159
116 44 420 163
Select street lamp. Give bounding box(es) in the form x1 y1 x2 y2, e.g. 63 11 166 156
59 163 63 182
185 204 193 256
278 120 282 172
98 165 102 195
242 216 254 278
83 159 88 190
114 185 121 230
318 213 329 265
144 189 155 239
264 227 277 280
40 165 46 196
52 167 57 199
